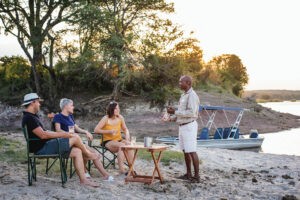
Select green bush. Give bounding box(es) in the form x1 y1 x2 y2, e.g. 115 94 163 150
0 56 32 104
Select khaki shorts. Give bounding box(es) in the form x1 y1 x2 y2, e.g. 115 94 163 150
178 121 198 153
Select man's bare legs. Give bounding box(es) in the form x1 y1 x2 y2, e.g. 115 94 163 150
106 141 133 174
190 152 200 182
83 146 110 179
69 147 99 187
69 134 97 160
181 151 200 182
183 151 192 178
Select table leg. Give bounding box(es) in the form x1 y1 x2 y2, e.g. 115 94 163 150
150 151 164 183
123 149 138 179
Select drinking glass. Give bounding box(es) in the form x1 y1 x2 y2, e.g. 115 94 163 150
68 126 75 134
131 136 136 146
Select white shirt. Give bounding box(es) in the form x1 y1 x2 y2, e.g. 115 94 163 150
174 88 200 124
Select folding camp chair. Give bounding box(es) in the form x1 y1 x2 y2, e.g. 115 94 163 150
88 133 117 169
22 126 68 186
48 118 77 178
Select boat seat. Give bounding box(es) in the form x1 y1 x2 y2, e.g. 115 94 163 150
250 131 259 138
230 128 240 139
222 127 231 139
199 127 209 140
213 128 223 139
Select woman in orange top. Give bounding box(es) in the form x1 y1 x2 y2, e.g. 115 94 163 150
94 102 133 174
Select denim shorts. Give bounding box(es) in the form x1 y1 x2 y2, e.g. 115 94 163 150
36 138 71 157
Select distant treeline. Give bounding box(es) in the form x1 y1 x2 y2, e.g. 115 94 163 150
0 1 248 109
243 90 300 102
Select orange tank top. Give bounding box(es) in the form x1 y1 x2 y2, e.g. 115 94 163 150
102 117 122 142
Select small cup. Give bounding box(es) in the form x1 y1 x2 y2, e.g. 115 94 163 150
144 137 153 147
68 126 75 134
131 136 136 146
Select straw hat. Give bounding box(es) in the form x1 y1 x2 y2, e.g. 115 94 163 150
22 93 43 106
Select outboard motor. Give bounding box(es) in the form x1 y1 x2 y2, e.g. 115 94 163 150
249 129 259 138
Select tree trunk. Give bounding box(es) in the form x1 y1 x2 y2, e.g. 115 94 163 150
46 67 57 110
32 47 43 96
112 79 121 100
30 62 41 94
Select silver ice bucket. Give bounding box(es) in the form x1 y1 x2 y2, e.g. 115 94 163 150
144 137 153 147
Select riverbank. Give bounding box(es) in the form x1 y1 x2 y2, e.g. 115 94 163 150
0 132 299 200
243 90 300 103
1 90 300 138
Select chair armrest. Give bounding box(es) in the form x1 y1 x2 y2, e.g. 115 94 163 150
91 132 103 139
89 132 103 147
28 138 42 141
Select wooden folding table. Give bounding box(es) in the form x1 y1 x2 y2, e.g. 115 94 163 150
121 145 168 184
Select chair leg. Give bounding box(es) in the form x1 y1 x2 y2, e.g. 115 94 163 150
28 158 33 186
63 159 67 183
46 158 49 174
113 154 117 169
88 160 91 173
46 158 58 175
102 148 105 168
59 157 67 186
33 157 37 181
70 158 73 178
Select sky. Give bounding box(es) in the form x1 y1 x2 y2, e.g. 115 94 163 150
1 0 300 90
169 0 300 90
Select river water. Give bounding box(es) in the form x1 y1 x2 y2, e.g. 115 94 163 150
259 101 300 156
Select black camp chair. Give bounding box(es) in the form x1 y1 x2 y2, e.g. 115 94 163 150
49 120 76 178
22 126 68 186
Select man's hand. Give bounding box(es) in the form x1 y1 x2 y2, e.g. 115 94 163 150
85 131 93 141
167 107 175 114
68 133 76 138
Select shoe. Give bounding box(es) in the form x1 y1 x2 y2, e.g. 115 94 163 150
85 172 91 178
104 176 114 182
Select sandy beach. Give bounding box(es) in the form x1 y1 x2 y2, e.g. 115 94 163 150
0 95 300 200
0 132 299 200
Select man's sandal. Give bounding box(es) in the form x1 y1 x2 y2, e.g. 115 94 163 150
177 174 192 180
191 176 200 183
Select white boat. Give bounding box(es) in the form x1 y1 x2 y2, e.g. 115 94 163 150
156 136 264 150
156 105 264 149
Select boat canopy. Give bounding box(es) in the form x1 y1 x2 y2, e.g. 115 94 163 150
199 105 246 112
198 105 248 139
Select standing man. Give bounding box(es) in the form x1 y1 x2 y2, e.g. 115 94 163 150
167 75 200 183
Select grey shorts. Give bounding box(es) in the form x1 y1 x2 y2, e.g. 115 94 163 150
36 138 71 158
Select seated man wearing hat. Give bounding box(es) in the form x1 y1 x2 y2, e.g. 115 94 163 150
21 93 100 187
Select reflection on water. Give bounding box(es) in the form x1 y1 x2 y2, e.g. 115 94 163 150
260 101 300 116
259 101 300 156
260 128 300 156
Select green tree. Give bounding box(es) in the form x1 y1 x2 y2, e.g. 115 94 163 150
0 0 81 105
75 0 177 99
169 37 203 79
0 56 31 102
207 54 248 96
